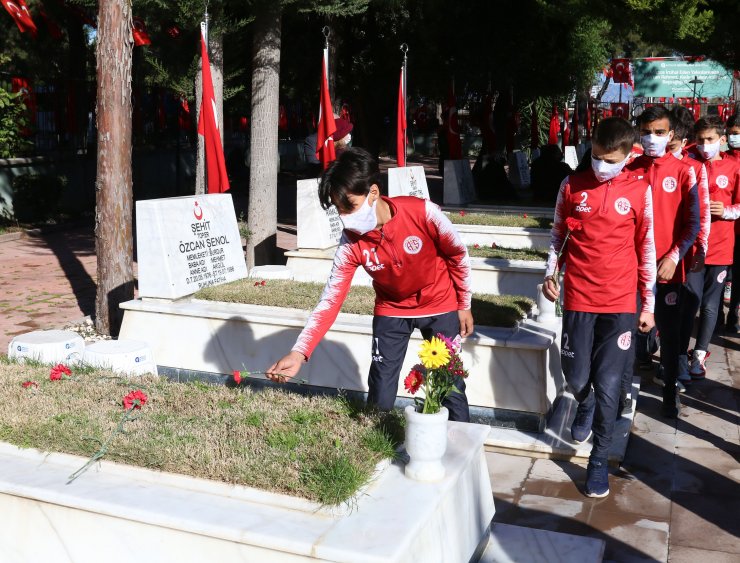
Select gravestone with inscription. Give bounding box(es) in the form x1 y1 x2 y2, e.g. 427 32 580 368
296 178 343 249
564 146 579 171
387 166 430 199
507 151 531 188
443 160 476 205
136 194 248 299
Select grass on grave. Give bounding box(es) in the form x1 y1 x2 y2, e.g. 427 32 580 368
467 245 547 261
0 355 403 506
447 212 553 229
196 279 534 328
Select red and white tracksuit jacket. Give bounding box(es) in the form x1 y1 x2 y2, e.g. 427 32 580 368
546 168 656 314
627 153 700 284
676 150 710 263
686 154 740 265
293 196 472 359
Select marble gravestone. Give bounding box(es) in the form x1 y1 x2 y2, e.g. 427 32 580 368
296 178 343 250
564 146 579 171
507 151 531 188
136 194 248 300
443 159 476 205
387 166 430 199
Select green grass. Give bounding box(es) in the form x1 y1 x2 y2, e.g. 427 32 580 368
468 245 548 261
196 279 533 328
0 359 403 506
448 212 552 229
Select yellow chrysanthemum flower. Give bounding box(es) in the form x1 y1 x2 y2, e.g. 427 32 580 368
418 337 450 369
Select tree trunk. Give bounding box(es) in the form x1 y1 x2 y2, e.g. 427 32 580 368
195 32 224 195
94 0 134 336
246 4 281 268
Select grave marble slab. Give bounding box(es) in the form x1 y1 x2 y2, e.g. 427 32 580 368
507 151 531 187
452 224 550 250
136 194 247 299
387 166 430 199
444 159 476 205
564 146 579 170
480 523 604 562
296 178 343 249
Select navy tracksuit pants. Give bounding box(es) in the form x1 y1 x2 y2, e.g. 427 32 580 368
562 311 635 460
368 311 470 422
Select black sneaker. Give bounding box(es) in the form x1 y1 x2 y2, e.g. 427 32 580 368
571 400 595 443
585 458 609 498
618 392 632 417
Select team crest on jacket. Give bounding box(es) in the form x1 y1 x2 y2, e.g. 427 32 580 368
403 236 423 254
614 198 631 215
662 177 677 193
716 175 729 189
718 270 727 284
665 291 678 306
617 331 632 350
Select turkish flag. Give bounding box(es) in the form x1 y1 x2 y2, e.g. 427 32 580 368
396 67 407 167
611 103 629 119
561 105 570 150
197 24 230 193
446 84 463 159
548 104 560 145
571 103 579 146
611 59 631 84
316 49 336 169
11 77 35 134
2 0 37 37
278 104 289 131
692 100 701 120
132 16 151 46
179 97 191 131
530 103 539 150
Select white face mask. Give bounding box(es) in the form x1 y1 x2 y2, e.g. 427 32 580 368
671 147 683 159
696 141 721 160
729 134 740 149
340 195 377 235
640 133 670 157
591 154 630 182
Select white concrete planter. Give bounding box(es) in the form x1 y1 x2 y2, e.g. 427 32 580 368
0 422 494 563
119 297 563 431
284 248 547 300
453 224 550 250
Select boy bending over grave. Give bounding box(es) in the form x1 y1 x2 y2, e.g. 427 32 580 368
266 148 473 422
542 117 657 497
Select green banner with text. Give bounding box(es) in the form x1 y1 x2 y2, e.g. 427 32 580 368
633 60 733 99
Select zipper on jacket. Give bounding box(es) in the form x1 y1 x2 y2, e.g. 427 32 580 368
380 229 403 267
600 180 612 216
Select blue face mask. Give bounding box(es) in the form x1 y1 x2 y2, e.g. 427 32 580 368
340 195 377 235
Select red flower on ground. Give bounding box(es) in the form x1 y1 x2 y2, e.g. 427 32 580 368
565 217 583 232
459 211 466 216
522 213 528 218
474 243 480 249
491 242 497 248
49 364 72 381
122 390 148 410
254 281 260 287
233 370 242 385
21 381 38 388
260 280 266 286
404 368 424 394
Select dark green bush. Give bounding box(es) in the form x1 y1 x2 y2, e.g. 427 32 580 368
12 174 66 223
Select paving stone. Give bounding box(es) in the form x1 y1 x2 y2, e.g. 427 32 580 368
485 451 533 500
669 492 740 554
668 545 740 562
587 510 669 563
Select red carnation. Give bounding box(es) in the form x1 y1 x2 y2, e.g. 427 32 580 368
565 217 583 232
21 381 38 389
260 280 266 286
404 368 424 394
122 390 148 410
474 243 480 249
522 213 528 218
459 211 466 216
50 364 72 381
254 281 260 287
233 370 242 385
491 242 497 248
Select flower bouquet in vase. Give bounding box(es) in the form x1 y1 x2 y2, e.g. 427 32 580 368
402 334 469 482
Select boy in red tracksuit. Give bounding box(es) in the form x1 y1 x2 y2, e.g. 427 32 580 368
543 117 656 498
683 117 740 377
267 148 473 421
721 114 740 332
627 106 700 417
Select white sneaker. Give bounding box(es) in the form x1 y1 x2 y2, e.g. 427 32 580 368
689 349 708 380
724 282 732 305
677 380 686 393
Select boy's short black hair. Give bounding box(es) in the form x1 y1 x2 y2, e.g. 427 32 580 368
695 116 724 138
592 117 636 155
318 147 382 211
727 113 739 130
637 105 672 128
671 106 695 142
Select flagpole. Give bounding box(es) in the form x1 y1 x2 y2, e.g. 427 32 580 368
401 43 408 165
322 26 330 100
201 1 210 192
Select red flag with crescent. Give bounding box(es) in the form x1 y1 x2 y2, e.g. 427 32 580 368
1 0 37 37
611 59 631 84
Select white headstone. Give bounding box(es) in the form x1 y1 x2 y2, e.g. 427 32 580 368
296 178 343 249
507 151 531 187
564 146 579 170
443 160 476 205
387 166 430 199
136 194 248 299
82 339 157 376
8 329 84 365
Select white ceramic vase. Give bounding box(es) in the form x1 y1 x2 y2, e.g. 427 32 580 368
536 283 559 325
403 405 449 482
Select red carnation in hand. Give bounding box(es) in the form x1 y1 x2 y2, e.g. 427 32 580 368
122 390 148 410
21 381 38 389
404 368 424 394
50 364 72 381
565 217 583 232
233 370 242 385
